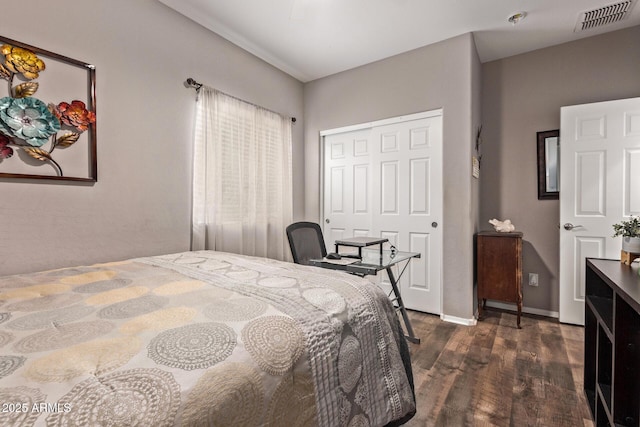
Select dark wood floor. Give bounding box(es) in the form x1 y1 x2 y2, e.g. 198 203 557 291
404 309 594 427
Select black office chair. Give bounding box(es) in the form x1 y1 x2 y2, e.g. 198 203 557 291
286 222 327 265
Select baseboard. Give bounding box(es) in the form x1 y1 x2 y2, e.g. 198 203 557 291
440 313 478 326
484 300 559 319
440 302 558 327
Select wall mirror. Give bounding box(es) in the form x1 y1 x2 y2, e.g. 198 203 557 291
537 130 559 200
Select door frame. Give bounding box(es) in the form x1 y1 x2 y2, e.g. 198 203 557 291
319 110 443 315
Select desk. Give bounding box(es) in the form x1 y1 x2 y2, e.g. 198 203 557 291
310 249 421 344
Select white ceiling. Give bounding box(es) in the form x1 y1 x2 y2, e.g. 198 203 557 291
158 0 640 82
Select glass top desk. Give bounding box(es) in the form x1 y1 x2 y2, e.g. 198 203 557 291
309 249 421 344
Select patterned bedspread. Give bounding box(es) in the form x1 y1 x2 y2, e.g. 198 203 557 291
0 251 415 426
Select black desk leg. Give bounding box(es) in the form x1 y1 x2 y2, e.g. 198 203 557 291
386 267 420 344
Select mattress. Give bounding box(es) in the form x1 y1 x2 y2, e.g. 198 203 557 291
0 250 415 426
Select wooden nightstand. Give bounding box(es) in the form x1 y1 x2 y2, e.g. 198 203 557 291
476 231 523 328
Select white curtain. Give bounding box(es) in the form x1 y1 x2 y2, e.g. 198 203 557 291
191 86 293 261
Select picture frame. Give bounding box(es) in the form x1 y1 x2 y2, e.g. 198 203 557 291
0 35 96 182
537 129 559 200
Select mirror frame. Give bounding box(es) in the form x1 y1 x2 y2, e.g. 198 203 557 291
537 129 559 200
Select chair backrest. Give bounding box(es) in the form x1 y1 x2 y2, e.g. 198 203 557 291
286 222 327 265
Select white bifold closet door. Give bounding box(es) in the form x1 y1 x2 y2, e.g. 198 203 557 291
322 110 443 315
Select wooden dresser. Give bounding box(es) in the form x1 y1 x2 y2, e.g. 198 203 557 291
476 231 523 328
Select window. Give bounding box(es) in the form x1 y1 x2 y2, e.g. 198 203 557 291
192 87 292 261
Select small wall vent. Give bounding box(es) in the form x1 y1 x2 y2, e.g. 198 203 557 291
574 0 636 32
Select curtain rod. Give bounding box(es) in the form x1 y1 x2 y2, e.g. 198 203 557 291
185 77 296 123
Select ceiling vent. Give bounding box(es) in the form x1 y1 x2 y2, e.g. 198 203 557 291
574 0 636 32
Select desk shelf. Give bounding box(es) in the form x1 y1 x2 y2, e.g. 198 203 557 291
334 237 388 259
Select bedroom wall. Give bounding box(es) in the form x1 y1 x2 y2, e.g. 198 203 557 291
481 25 640 315
304 33 481 322
0 0 304 276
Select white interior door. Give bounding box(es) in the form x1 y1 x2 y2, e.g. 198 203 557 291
322 111 443 315
559 97 640 325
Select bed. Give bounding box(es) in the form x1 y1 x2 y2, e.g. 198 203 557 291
0 250 415 426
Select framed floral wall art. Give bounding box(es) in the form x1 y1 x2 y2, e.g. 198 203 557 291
0 35 96 182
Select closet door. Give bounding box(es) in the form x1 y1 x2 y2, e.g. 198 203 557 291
322 110 443 315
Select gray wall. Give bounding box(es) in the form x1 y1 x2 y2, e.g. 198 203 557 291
481 25 640 314
0 0 304 276
304 33 481 321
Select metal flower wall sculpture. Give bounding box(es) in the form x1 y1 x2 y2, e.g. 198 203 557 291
0 44 95 176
